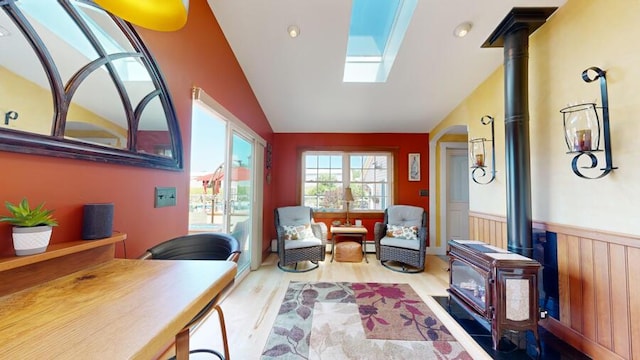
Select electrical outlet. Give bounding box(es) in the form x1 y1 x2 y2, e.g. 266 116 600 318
155 187 177 208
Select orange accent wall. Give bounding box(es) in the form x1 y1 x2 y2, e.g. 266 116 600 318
270 133 430 241
0 0 274 257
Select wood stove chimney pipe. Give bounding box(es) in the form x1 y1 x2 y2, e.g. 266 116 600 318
482 7 557 258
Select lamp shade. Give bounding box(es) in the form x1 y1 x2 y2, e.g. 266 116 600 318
344 187 354 202
94 0 189 32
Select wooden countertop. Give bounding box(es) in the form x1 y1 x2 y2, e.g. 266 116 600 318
0 258 237 359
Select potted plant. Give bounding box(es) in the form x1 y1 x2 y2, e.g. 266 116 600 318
0 198 58 256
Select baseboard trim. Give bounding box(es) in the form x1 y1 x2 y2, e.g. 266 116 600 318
541 317 626 360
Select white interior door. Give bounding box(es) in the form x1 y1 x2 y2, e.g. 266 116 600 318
446 149 469 242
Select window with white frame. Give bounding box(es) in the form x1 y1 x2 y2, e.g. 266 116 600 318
302 151 392 212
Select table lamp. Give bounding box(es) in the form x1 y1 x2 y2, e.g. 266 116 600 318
344 187 354 226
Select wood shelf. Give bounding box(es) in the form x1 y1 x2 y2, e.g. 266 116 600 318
0 233 126 272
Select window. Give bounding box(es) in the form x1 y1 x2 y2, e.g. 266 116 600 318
302 151 392 212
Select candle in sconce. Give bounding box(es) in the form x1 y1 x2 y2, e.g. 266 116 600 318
573 129 592 151
475 153 484 167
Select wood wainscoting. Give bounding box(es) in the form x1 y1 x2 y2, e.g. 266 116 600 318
468 212 640 360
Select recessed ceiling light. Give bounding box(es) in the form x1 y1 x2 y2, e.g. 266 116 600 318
453 22 472 38
287 25 300 38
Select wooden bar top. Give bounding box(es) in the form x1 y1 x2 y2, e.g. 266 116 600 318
0 258 237 359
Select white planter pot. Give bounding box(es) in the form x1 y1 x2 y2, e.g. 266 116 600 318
12 226 52 256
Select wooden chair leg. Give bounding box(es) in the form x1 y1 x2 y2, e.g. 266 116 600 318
215 304 230 360
174 327 190 360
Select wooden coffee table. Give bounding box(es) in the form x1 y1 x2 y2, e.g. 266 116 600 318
330 225 368 263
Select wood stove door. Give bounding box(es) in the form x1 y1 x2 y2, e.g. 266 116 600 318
492 267 540 349
449 257 491 318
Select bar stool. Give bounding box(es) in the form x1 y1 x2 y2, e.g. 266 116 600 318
139 233 241 359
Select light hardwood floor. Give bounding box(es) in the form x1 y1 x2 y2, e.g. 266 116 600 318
177 253 492 360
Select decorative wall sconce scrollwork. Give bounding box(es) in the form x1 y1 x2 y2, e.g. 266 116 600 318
560 66 617 179
469 115 496 184
4 111 18 125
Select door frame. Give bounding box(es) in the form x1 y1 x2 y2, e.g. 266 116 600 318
428 126 468 255
192 88 265 273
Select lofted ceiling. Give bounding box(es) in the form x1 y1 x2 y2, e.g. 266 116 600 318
207 0 567 134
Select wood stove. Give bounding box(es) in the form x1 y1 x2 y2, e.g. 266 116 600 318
447 240 541 351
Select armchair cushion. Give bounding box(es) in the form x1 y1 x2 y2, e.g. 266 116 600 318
386 205 424 227
380 236 421 250
282 224 314 240
277 206 312 226
386 225 418 240
284 237 323 250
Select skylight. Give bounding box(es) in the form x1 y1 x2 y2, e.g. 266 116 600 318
343 0 417 83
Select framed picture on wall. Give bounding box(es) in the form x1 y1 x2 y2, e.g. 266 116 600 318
409 153 420 181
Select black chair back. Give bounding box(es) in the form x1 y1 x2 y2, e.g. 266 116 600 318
145 233 241 261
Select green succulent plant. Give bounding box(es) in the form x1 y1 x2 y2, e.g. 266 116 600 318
0 198 58 227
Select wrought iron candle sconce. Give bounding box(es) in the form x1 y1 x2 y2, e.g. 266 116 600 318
560 66 617 179
4 111 18 125
469 115 496 184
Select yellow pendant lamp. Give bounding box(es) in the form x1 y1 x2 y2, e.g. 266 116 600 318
93 0 189 32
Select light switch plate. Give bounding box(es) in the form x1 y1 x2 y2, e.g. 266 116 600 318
155 187 177 208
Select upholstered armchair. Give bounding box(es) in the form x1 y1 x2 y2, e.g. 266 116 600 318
274 206 326 272
374 205 428 273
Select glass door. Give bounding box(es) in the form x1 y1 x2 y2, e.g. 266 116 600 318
189 104 227 233
189 104 256 275
227 131 253 274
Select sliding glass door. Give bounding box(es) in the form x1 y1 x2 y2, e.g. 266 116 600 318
189 101 260 275
227 131 253 273
189 105 226 233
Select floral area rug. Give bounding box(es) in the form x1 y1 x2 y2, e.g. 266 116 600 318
261 282 472 359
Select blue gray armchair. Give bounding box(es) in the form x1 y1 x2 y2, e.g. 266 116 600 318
274 206 326 272
374 205 428 273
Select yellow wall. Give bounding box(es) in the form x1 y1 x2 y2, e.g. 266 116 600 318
439 134 467 143
0 66 126 141
0 66 53 135
431 0 640 236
